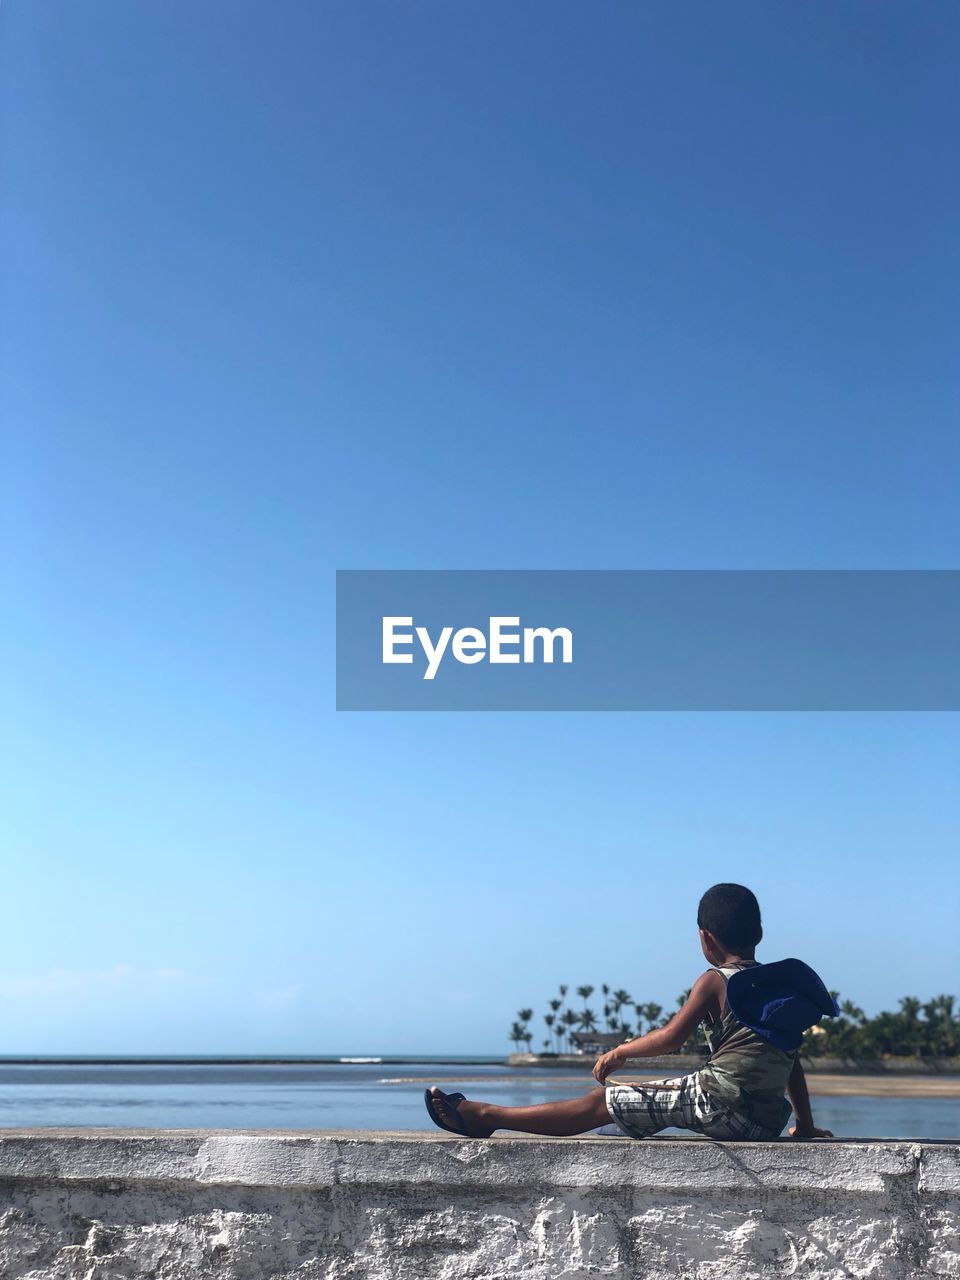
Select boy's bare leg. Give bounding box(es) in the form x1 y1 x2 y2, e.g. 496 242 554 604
428 1086 611 1138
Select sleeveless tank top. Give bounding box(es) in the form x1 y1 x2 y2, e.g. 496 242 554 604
698 962 795 1134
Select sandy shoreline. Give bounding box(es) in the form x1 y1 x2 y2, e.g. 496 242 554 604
789 1073 960 1098
387 1072 960 1098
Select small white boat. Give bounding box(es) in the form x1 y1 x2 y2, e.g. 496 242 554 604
339 1056 382 1064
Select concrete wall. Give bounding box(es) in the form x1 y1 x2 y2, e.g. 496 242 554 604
0 1129 956 1279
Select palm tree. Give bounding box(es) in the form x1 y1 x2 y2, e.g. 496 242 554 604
578 1007 598 1034
544 1012 556 1053
922 995 959 1056
602 985 616 1031
612 989 632 1016
640 1002 663 1033
514 1008 533 1056
548 999 562 1052
575 987 595 1047
556 987 569 1050
562 1007 580 1053
508 1020 526 1053
610 988 631 1032
631 1002 660 1036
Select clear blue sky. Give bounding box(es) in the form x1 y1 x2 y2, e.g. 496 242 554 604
2 2 957 1054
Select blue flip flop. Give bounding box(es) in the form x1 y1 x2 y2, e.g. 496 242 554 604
424 1088 470 1136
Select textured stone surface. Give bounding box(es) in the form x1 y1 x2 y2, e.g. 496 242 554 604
0 1130 955 1279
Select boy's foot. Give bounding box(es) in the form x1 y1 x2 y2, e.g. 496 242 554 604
424 1087 495 1138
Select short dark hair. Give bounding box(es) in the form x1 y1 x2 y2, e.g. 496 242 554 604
697 883 762 950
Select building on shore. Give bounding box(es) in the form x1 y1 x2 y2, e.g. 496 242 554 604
569 1031 627 1056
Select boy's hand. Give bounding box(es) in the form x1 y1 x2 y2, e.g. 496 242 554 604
593 1048 625 1084
788 1124 834 1140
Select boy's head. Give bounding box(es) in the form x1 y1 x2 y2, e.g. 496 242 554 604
697 883 762 960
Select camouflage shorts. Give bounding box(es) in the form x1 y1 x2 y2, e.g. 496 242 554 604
604 1073 780 1141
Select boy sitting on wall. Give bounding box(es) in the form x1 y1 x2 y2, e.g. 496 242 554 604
426 883 837 1141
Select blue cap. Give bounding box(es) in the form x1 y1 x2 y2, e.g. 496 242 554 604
726 959 841 1052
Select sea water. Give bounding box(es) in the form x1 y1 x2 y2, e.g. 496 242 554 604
0 1060 954 1140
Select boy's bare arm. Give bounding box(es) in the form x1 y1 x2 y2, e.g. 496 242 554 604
593 971 722 1084
787 1056 833 1139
